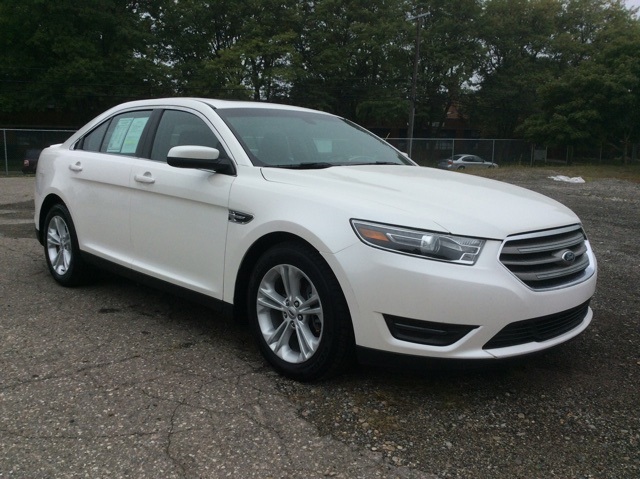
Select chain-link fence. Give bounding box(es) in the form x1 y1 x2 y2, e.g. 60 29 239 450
2 129 637 174
386 138 534 167
387 138 639 167
1 129 75 175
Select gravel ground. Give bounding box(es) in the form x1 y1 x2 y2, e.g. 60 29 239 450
1 169 638 478
275 168 640 479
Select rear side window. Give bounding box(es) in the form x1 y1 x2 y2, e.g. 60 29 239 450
102 111 152 155
79 110 152 155
80 121 110 152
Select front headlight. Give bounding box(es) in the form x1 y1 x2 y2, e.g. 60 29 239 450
351 220 485 265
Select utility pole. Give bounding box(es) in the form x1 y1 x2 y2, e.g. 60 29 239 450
407 12 428 159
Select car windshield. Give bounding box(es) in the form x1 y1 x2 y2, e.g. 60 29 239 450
216 108 412 168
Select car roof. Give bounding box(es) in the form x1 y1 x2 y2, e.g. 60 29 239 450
110 97 331 115
60 98 339 149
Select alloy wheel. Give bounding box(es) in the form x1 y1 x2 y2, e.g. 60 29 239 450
46 215 72 276
256 264 324 364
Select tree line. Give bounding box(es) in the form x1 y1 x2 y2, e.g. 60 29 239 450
1 0 639 155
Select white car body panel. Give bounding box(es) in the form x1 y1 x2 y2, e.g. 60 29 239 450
129 159 233 298
327 240 595 358
37 147 134 266
221 165 597 360
34 98 598 370
260 166 577 239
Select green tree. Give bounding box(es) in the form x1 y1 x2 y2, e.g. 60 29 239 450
150 0 303 101
411 0 483 136
522 2 640 162
0 0 165 116
147 0 247 98
290 0 411 123
468 0 562 138
214 0 302 101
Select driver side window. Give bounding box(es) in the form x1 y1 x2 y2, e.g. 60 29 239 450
150 110 223 162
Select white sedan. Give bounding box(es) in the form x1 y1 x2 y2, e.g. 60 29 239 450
438 154 498 170
34 98 597 381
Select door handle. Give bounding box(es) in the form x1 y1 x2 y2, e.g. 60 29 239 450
134 172 155 184
68 162 83 172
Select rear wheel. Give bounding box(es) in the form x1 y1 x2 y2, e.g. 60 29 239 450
248 242 353 381
43 204 88 286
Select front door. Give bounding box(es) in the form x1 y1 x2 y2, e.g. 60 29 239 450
128 109 234 299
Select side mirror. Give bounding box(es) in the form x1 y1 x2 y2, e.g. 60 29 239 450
167 145 235 175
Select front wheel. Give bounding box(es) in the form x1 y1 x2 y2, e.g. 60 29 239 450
247 242 354 381
43 204 88 286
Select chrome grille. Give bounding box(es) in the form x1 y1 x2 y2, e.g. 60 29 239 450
499 225 593 290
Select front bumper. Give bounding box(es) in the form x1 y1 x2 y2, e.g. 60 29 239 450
326 239 596 360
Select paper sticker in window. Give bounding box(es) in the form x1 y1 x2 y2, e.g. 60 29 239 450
121 117 149 154
106 116 149 154
107 117 133 153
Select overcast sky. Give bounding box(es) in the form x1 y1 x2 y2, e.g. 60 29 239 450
626 0 640 10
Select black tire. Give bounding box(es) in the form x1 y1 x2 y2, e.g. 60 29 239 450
43 204 88 286
247 242 354 381
457 165 465 170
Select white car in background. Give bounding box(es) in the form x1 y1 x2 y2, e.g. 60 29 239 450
438 154 498 170
34 98 597 381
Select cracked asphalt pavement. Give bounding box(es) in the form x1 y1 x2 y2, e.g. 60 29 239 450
1 171 638 478
0 177 428 479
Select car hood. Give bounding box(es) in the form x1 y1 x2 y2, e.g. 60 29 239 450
260 165 580 239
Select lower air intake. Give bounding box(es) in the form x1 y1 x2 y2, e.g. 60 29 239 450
483 300 590 350
384 315 478 347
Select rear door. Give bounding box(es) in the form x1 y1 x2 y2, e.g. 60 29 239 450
129 108 234 298
67 109 153 265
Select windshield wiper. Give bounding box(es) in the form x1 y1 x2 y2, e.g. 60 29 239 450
349 161 400 166
267 162 334 170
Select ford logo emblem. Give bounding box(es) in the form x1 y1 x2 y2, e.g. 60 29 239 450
562 250 576 264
